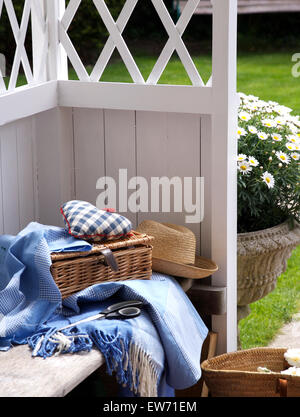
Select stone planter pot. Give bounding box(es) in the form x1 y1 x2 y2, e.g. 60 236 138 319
237 220 300 311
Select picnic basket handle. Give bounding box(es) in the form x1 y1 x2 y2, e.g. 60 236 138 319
276 378 288 397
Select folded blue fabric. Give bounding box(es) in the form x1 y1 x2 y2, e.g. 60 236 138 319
0 223 208 397
0 222 92 351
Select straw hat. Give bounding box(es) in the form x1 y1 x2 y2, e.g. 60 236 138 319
136 220 218 279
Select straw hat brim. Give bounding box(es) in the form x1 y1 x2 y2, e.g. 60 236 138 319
152 255 218 279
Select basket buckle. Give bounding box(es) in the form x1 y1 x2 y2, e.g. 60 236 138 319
100 248 119 272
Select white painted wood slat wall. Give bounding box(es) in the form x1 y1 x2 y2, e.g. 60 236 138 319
0 108 202 249
0 118 36 234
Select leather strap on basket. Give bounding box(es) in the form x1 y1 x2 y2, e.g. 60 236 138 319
100 248 119 272
276 378 288 397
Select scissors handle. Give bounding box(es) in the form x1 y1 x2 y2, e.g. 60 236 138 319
56 300 143 332
101 300 143 315
105 306 141 320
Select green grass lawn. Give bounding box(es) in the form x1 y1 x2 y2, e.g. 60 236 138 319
237 52 300 115
10 50 300 348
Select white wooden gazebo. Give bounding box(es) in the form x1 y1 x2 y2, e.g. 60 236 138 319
0 0 238 378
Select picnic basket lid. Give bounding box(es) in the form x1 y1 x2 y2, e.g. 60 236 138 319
51 231 154 262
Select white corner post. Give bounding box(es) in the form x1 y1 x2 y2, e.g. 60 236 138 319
46 0 68 81
211 0 238 354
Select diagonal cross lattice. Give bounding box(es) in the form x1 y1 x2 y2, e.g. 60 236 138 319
60 0 205 86
60 0 144 83
0 0 48 93
148 0 203 86
60 0 90 81
3 0 33 91
90 0 138 82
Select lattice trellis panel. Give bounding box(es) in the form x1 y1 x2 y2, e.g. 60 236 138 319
60 0 211 86
0 0 48 94
0 0 212 94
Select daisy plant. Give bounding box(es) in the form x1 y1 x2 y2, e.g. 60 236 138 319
237 93 300 233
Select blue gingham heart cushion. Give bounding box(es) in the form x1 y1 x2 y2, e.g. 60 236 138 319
61 200 132 241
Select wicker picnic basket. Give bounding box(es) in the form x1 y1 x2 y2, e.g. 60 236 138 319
201 348 300 397
51 231 154 299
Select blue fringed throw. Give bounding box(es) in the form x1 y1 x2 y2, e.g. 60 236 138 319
0 223 208 397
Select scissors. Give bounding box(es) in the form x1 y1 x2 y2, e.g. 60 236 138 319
58 300 143 332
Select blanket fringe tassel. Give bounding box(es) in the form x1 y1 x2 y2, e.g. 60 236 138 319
28 328 159 397
91 329 159 397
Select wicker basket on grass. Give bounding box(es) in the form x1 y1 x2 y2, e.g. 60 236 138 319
51 231 154 299
201 348 300 397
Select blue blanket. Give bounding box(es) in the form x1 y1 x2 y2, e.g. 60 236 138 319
0 223 208 397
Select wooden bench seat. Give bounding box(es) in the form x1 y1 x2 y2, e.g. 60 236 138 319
0 344 104 397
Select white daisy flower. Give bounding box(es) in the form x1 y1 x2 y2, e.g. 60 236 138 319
261 171 275 189
286 134 300 144
291 152 300 161
286 142 295 151
264 107 273 114
281 367 300 377
293 119 300 128
248 156 259 167
275 105 292 115
276 151 291 164
275 117 287 126
271 133 282 141
257 100 267 109
294 144 300 151
247 94 259 101
237 154 247 162
237 127 247 137
262 119 276 128
239 111 251 122
248 125 257 134
284 349 300 368
238 161 252 175
287 123 298 133
257 131 269 140
247 103 259 112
